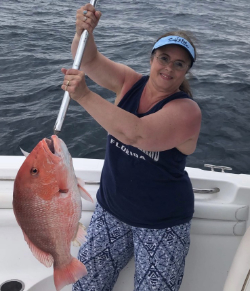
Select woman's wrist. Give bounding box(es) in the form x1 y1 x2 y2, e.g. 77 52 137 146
74 32 81 41
75 88 92 104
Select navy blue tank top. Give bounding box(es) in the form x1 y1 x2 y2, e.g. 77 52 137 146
97 75 194 229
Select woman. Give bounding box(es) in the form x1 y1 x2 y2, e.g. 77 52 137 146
61 3 201 291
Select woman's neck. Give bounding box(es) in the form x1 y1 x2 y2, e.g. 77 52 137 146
138 83 179 114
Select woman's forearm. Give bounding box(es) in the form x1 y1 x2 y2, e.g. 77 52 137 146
77 91 141 146
71 33 98 70
71 33 80 59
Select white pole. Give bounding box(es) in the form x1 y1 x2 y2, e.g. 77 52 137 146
54 0 99 134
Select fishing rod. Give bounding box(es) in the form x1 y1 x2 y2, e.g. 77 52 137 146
54 0 99 135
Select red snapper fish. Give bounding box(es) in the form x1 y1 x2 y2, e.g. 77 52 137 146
13 135 93 291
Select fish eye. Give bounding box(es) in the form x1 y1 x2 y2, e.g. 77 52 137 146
30 167 39 175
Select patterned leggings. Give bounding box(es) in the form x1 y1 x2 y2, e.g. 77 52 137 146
73 203 191 291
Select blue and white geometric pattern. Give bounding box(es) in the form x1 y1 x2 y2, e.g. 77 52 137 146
133 224 190 290
73 203 190 291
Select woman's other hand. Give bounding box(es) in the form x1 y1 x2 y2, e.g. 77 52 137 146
76 4 102 37
61 68 91 102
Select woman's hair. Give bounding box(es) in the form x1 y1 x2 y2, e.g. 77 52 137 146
151 31 197 98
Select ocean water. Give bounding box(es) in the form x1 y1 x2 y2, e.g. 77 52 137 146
0 0 250 174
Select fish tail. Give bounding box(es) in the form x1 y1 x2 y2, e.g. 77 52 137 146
54 257 87 291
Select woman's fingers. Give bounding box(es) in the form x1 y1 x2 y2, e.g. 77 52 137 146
82 9 97 22
61 68 67 75
76 4 101 36
61 69 89 101
65 68 83 75
61 78 77 93
61 69 79 90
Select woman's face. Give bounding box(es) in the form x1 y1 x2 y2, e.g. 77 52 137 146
149 44 191 94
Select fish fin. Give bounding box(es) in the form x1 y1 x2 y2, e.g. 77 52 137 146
23 231 54 267
54 257 87 291
20 147 29 157
77 177 94 203
72 223 87 247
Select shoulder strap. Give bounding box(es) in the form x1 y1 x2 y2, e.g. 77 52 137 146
117 76 149 107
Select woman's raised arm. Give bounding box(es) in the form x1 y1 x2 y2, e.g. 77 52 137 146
71 4 141 98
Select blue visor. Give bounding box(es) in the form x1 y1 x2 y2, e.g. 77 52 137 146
152 35 195 62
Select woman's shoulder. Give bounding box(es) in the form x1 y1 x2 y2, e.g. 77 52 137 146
162 95 202 135
163 93 201 112
162 96 201 155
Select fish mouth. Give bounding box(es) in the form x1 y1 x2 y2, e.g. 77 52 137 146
43 135 69 162
45 138 55 154
44 136 60 158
